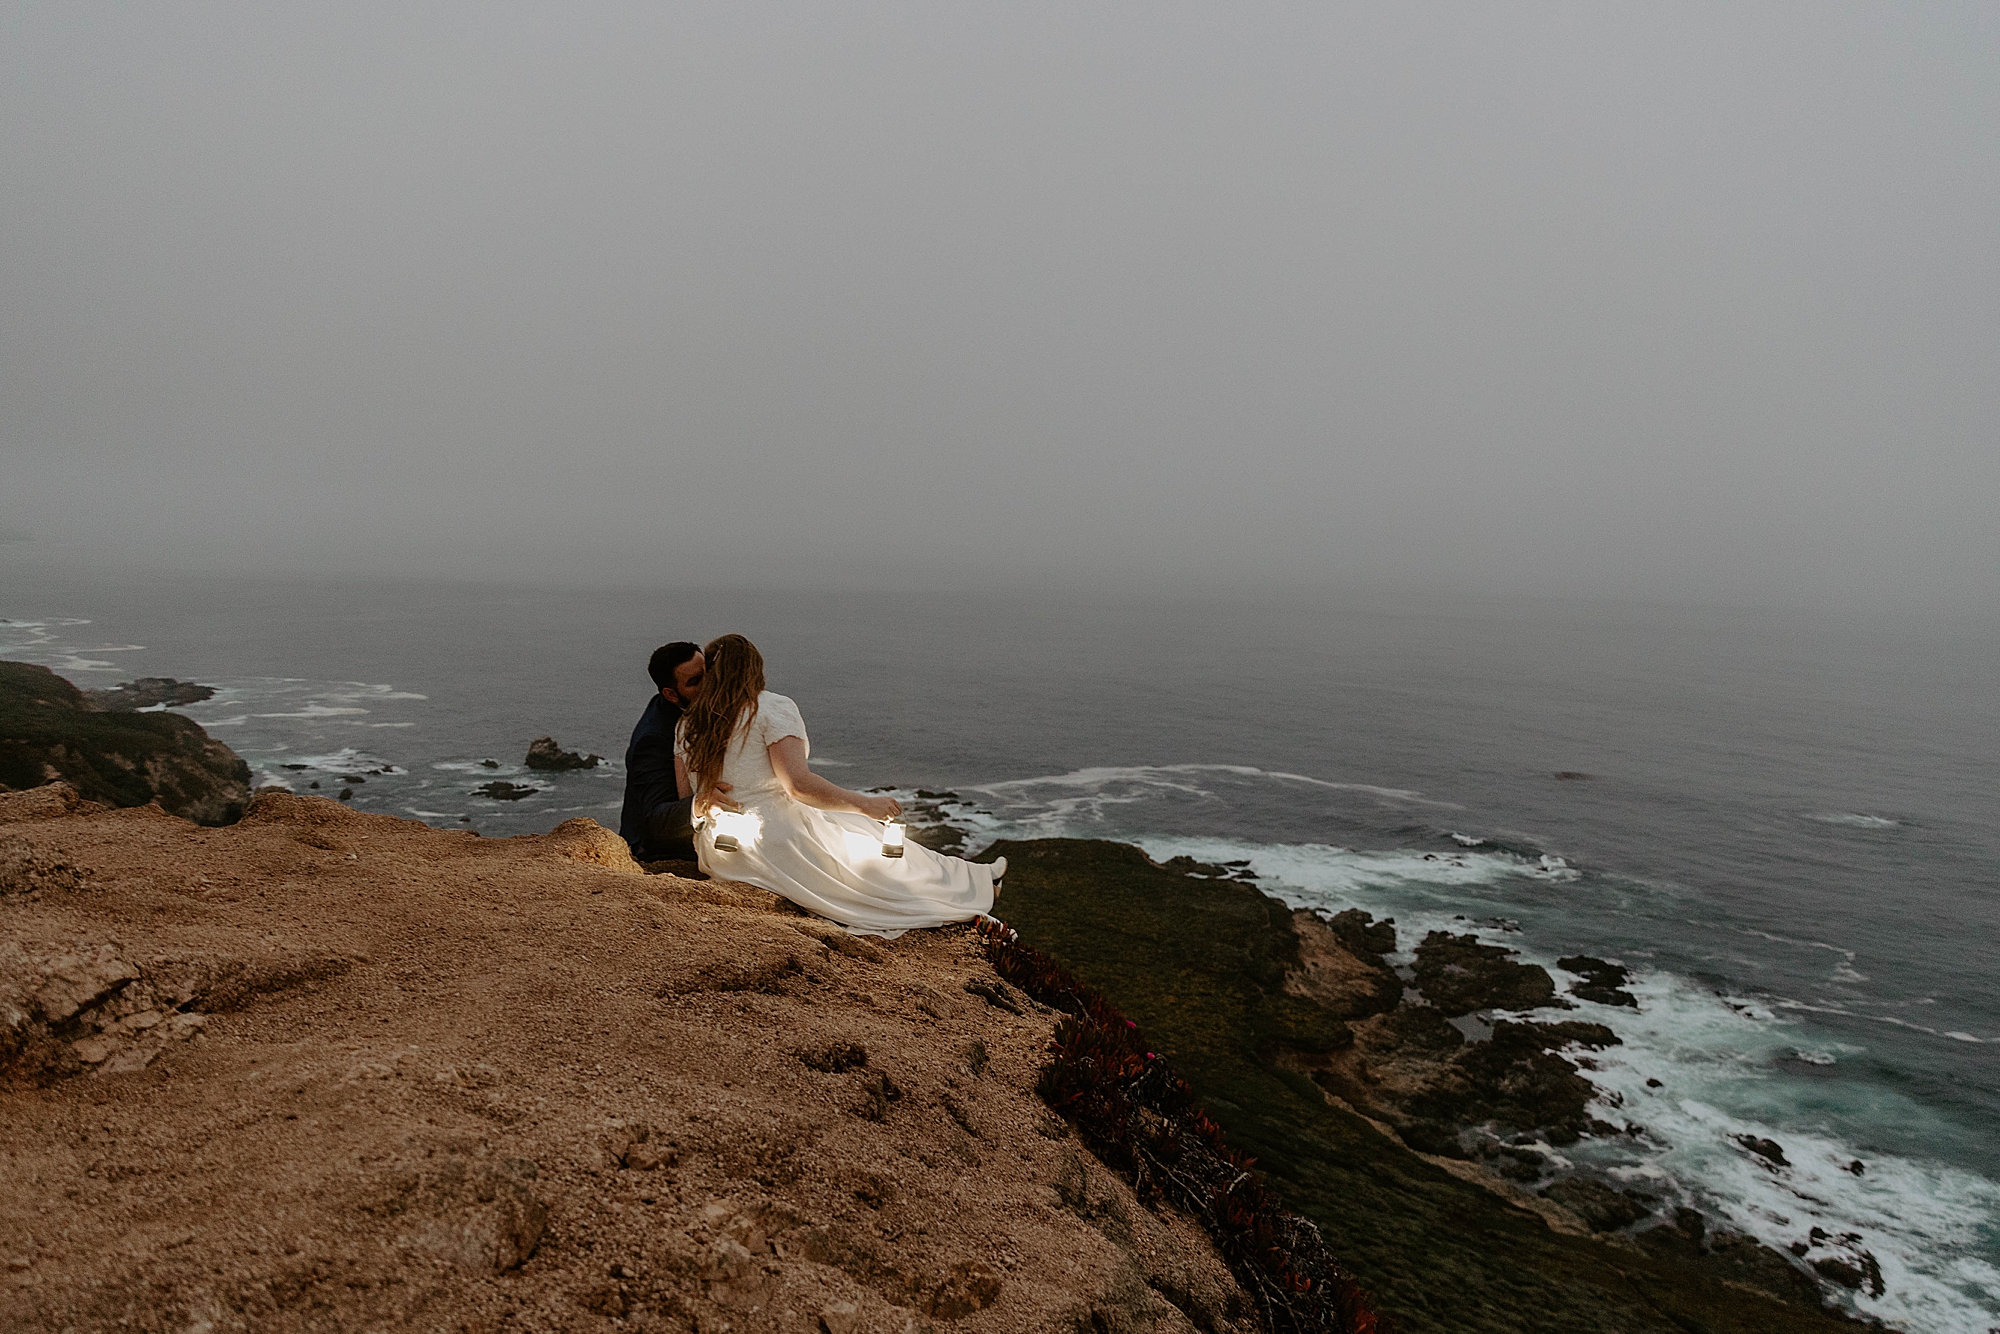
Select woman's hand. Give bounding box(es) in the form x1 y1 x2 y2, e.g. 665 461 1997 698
692 781 739 819
857 793 902 822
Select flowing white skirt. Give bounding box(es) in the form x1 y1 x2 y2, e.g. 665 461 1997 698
694 794 996 939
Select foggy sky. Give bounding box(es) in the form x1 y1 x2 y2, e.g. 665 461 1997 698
4 3 1996 609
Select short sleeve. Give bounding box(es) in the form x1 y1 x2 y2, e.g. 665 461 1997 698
756 692 808 751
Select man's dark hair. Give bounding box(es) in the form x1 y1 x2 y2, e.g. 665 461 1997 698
647 642 701 691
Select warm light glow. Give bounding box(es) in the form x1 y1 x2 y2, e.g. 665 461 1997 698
708 808 761 852
881 821 905 858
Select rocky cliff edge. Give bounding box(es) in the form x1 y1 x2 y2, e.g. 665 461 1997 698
1 787 1259 1334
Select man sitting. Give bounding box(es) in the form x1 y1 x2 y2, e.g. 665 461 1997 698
618 641 728 863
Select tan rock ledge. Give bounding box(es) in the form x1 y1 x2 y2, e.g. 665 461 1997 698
1 786 1257 1334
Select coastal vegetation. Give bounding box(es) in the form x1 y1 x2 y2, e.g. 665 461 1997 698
0 662 248 825
983 837 1863 1334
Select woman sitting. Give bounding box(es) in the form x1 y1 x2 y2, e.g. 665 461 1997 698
674 634 1004 938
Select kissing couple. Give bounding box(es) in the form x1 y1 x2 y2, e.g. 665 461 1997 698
618 634 1005 939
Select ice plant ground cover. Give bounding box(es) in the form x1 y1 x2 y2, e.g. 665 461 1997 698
979 914 1386 1334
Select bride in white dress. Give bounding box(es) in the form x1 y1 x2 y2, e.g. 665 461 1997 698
673 634 1004 938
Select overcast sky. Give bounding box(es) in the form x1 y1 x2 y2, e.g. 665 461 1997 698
3 3 1995 609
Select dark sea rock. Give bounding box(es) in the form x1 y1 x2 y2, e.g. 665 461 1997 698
1412 930 1561 1015
0 661 250 825
80 676 218 712
524 737 602 771
1324 907 1397 958
990 837 1865 1333
477 781 538 801
1736 1134 1790 1167
1558 954 1639 1007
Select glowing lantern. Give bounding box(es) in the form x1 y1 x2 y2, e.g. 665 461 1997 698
880 821 905 858
708 808 760 853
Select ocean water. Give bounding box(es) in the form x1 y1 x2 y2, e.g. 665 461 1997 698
3 572 1996 1330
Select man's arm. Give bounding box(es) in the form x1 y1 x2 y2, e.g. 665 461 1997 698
629 731 695 852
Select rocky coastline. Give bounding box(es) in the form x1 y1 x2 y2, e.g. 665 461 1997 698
968 834 1872 1333
0 663 249 826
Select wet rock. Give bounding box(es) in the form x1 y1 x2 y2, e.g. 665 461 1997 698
1540 1178 1650 1232
524 736 602 771
476 781 537 801
1734 1134 1789 1167
1557 955 1639 1007
1325 908 1397 958
79 677 216 712
1412 931 1560 1016
1409 1021 1602 1138
1161 854 1237 879
1 662 251 825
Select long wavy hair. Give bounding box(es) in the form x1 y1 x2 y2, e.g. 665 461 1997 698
680 633 765 797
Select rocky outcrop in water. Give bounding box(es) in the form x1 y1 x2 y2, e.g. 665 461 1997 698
524 736 603 771
477 780 539 801
0 662 250 825
1412 930 1562 1015
78 677 216 712
1558 954 1639 1007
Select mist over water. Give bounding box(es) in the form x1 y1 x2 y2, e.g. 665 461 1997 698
5 4 2000 611
5 569 1998 1327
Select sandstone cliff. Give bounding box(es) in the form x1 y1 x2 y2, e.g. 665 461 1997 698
0 786 1261 1334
